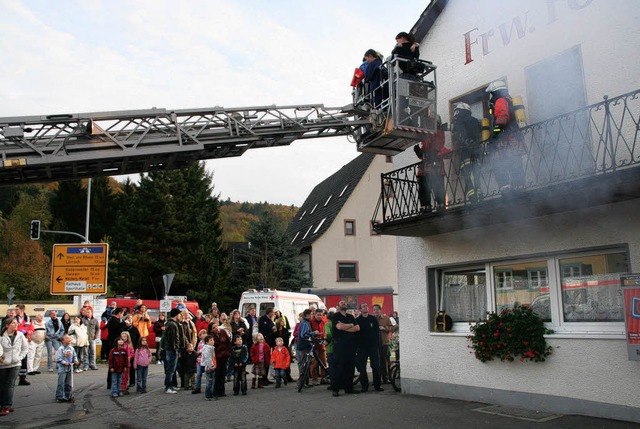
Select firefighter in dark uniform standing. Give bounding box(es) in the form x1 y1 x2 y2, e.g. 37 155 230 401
330 300 360 397
486 80 526 194
452 102 482 203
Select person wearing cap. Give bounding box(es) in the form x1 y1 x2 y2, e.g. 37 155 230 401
452 102 483 203
486 80 526 194
163 308 183 393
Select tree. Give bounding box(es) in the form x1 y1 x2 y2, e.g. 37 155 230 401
110 163 229 306
0 186 52 300
231 211 310 300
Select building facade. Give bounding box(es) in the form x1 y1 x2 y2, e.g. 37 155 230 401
377 0 640 422
288 153 398 312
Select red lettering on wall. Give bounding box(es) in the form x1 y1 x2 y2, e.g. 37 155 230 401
463 27 479 64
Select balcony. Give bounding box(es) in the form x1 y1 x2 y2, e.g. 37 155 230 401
372 89 640 236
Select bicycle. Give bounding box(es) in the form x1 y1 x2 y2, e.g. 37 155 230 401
389 358 401 392
296 336 328 393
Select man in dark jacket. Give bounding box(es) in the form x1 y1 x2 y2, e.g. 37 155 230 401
355 303 383 393
105 308 123 389
163 308 182 394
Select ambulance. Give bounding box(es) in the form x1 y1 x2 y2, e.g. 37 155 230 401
238 289 325 332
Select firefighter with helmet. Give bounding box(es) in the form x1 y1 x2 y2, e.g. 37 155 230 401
452 102 482 203
486 80 526 194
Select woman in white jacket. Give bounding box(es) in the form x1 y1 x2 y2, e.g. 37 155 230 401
67 316 88 374
0 317 29 416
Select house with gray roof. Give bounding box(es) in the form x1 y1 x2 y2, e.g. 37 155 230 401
287 153 398 311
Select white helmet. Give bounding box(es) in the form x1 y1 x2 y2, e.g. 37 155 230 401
455 102 471 113
486 80 507 93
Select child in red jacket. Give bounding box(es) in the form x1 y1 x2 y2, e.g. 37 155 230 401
271 337 291 388
108 338 129 398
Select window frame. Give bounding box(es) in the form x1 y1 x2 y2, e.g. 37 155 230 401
428 247 628 337
337 261 359 282
344 219 356 236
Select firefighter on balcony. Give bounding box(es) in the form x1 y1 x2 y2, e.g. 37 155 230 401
452 103 482 203
486 80 526 194
413 116 451 212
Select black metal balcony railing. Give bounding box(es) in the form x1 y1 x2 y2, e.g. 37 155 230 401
373 88 640 226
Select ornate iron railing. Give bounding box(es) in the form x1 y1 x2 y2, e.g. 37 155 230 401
373 88 640 224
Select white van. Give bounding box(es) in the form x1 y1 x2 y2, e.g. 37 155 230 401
238 288 326 332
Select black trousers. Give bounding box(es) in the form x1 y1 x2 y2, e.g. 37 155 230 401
331 343 356 392
214 357 228 397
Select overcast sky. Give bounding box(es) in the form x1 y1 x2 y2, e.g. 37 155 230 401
0 0 428 206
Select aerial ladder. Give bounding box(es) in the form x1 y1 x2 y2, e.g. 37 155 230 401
0 57 436 186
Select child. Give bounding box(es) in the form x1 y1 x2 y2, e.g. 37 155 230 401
68 315 88 373
192 330 207 394
201 335 216 400
249 333 270 389
108 338 129 398
180 343 198 390
55 334 79 403
271 337 291 388
119 331 134 395
133 337 152 393
229 335 248 395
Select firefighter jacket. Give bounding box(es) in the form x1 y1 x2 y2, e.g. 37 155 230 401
490 96 525 156
415 130 449 176
452 112 482 161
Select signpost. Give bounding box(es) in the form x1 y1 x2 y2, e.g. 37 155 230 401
51 243 109 295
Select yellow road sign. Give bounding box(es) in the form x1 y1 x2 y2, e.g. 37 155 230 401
51 244 109 295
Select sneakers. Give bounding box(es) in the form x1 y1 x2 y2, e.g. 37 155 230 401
48 368 54 372
165 388 178 394
156 361 163 365
191 388 201 394
74 369 81 374
90 367 99 370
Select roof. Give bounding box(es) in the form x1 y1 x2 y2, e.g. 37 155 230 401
411 0 448 42
287 153 376 249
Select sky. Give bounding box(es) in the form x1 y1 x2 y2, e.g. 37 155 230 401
0 0 429 206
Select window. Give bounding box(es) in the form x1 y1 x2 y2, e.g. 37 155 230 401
337 261 358 282
339 184 349 197
430 248 628 335
385 155 393 163
310 203 318 214
344 220 356 236
324 195 333 206
313 218 326 234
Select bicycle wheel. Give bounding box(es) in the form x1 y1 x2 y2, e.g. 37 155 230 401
297 354 311 392
391 364 401 392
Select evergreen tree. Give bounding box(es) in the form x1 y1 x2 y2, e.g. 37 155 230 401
232 211 310 300
110 163 229 306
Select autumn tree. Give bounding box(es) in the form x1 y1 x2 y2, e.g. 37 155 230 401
0 186 52 300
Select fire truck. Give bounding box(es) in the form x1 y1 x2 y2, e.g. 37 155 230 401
0 57 437 184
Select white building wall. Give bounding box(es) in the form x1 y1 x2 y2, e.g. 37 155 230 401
399 200 640 414
396 2 640 419
312 156 398 305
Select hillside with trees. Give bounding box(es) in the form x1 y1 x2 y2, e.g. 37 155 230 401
0 167 301 310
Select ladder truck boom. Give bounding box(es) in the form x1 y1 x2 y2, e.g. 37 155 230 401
0 104 368 185
0 57 437 186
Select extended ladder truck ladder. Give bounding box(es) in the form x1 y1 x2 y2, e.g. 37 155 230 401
0 58 437 186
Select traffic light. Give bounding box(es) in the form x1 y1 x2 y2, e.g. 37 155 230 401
30 220 40 240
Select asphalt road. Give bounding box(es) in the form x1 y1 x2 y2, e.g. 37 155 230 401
1 363 638 429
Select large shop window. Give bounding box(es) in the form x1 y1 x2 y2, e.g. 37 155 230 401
432 248 628 335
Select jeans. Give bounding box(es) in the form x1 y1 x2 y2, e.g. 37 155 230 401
205 370 215 398
273 368 285 385
83 340 96 369
74 347 86 371
163 350 178 390
111 372 123 396
233 367 247 394
194 364 204 389
46 339 61 370
0 367 19 407
136 366 148 392
56 369 72 400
